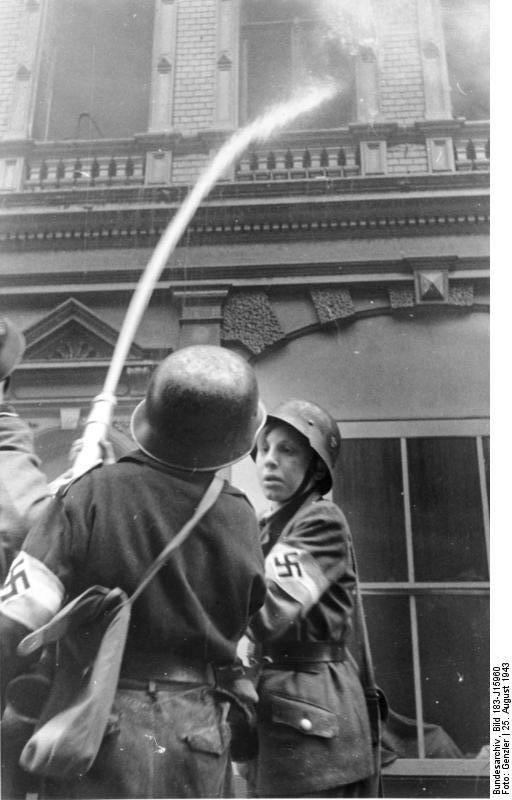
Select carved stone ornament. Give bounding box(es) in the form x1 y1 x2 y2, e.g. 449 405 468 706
157 57 172 74
217 53 232 71
448 283 474 306
310 288 355 324
415 269 448 303
423 41 440 59
221 291 284 354
16 65 31 81
389 287 416 308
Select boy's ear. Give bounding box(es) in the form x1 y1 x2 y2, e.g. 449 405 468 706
312 458 327 483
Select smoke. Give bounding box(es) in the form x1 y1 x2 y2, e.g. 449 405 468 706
314 0 376 50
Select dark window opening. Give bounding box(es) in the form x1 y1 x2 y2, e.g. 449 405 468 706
440 0 489 120
336 438 407 583
334 432 489 758
240 0 355 128
408 437 489 582
33 0 154 141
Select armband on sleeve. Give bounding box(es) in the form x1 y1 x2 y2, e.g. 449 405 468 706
265 542 329 611
0 551 64 631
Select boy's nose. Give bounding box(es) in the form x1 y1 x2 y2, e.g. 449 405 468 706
263 449 278 465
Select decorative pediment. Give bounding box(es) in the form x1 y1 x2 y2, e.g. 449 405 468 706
23 298 145 361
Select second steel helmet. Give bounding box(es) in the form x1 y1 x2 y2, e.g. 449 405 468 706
131 345 265 471
263 398 341 492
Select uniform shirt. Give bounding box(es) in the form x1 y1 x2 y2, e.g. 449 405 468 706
247 490 374 795
0 451 266 666
248 490 356 644
0 406 52 558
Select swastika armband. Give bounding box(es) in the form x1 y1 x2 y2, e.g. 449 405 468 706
0 551 64 631
265 542 329 609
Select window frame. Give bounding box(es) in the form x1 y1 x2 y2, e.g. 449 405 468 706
239 2 356 127
335 417 489 763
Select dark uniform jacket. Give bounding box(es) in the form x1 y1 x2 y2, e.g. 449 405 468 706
0 451 267 667
0 451 267 799
248 490 374 797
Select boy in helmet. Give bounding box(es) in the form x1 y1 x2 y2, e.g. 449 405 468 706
0 345 267 799
246 399 375 798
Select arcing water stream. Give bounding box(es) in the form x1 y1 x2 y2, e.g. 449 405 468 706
54 81 337 489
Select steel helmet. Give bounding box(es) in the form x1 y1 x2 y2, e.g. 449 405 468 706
131 345 266 471
263 398 341 492
0 316 25 381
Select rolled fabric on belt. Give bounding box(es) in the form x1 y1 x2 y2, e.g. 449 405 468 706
120 650 215 684
262 641 346 665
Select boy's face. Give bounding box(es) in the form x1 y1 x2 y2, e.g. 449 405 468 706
255 422 312 507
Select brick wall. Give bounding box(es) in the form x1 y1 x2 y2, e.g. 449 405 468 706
172 0 217 135
0 0 451 182
171 152 211 185
374 0 426 125
0 0 23 137
387 142 428 174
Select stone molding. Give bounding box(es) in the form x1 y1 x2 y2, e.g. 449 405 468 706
390 280 475 309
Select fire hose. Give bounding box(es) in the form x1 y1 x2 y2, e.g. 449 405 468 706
49 83 335 492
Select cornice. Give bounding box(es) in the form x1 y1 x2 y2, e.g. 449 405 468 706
0 255 489 295
0 119 482 159
0 170 489 210
0 182 489 251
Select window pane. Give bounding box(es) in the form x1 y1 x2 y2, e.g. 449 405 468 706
440 0 489 120
241 0 354 126
335 439 407 582
244 23 293 119
34 0 154 140
417 594 489 756
362 596 416 721
243 0 312 24
293 25 355 129
408 437 488 581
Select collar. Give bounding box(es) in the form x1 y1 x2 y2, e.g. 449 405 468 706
259 488 323 553
118 449 216 485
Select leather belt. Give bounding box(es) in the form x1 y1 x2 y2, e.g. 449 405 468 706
262 641 346 667
120 651 215 687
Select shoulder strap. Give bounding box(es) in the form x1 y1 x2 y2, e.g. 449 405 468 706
349 541 376 687
129 473 224 605
349 541 376 688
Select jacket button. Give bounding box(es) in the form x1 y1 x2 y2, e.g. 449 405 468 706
299 717 312 731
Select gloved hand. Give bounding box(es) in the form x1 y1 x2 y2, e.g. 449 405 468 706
0 613 33 709
0 317 25 388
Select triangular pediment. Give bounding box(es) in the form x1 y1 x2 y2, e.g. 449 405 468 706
23 299 145 360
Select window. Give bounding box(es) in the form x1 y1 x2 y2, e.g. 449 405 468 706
33 0 154 140
334 431 489 758
440 0 489 120
240 0 355 128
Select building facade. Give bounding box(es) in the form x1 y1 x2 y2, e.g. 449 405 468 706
0 0 489 796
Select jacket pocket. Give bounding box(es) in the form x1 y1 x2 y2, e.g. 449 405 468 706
268 693 339 738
